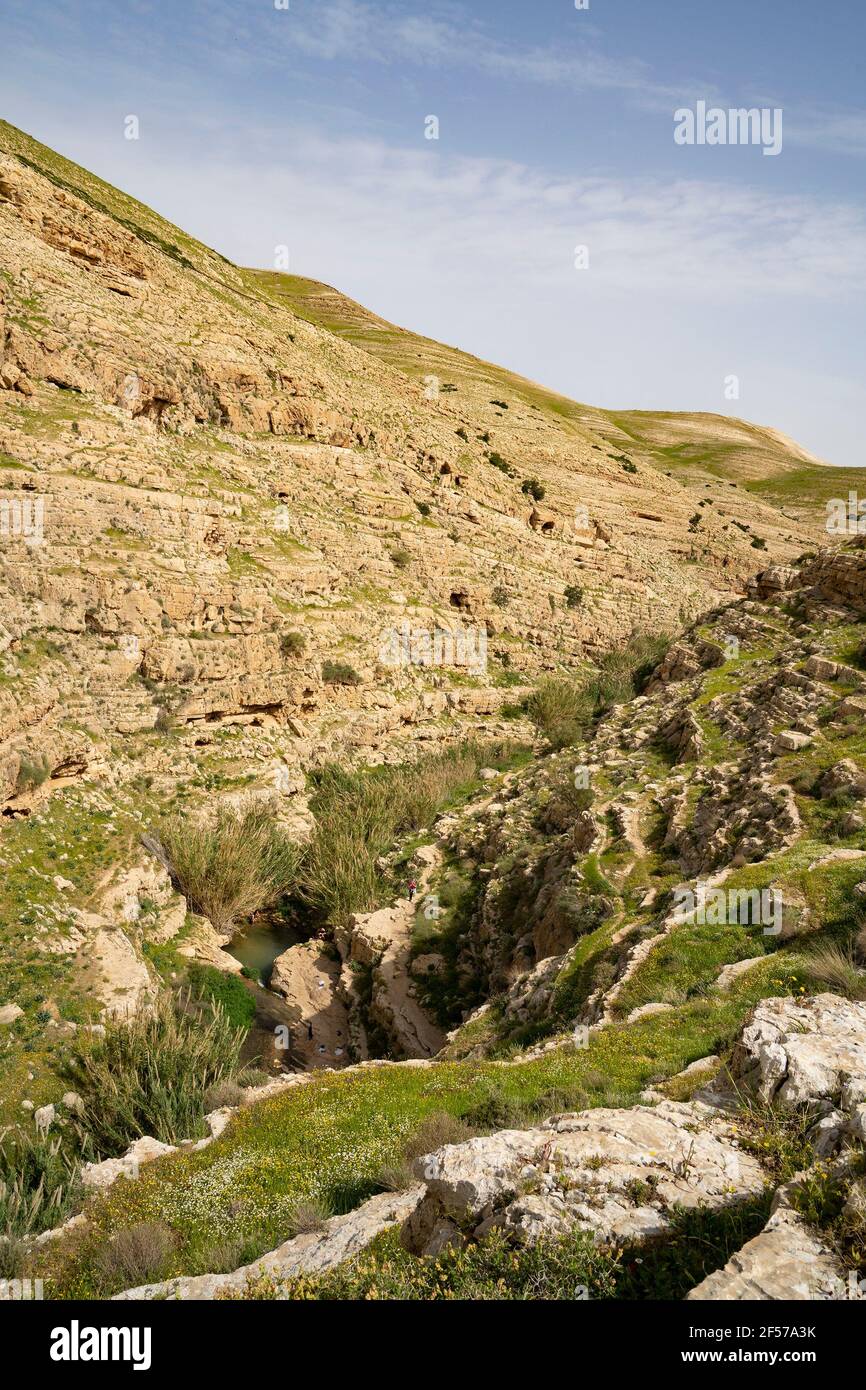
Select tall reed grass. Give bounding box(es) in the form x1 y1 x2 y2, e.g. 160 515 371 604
62 991 245 1158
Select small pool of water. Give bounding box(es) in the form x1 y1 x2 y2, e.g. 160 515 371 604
224 917 300 986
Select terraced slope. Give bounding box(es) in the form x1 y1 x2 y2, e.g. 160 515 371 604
250 270 866 525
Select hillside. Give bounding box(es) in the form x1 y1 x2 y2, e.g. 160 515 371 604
251 270 861 519
1 120 866 1306
17 541 866 1302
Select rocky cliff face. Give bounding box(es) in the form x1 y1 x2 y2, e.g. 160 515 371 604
0 117 828 822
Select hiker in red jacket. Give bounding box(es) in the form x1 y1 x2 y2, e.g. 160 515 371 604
408 878 417 903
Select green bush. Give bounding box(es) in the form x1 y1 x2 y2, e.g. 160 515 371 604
564 585 583 610
526 678 589 750
521 478 545 501
279 631 306 658
487 452 515 477
152 803 299 935
322 660 362 686
62 991 246 1158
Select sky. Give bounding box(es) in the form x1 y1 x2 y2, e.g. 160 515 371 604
1 0 865 465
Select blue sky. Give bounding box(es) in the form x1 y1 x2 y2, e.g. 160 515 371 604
2 0 865 464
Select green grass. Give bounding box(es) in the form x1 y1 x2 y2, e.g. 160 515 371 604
186 964 256 1031
37 963 793 1298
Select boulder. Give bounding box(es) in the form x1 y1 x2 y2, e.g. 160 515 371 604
402 1100 765 1255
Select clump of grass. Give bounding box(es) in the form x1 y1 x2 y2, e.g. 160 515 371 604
203 1079 248 1112
378 1110 477 1191
284 1195 334 1236
61 991 246 1158
800 942 866 1000
389 548 412 570
148 803 299 935
0 1129 81 1262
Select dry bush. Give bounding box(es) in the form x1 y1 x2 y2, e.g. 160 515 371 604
96 1222 176 1288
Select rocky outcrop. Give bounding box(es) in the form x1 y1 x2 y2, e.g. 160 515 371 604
402 1100 765 1256
708 993 866 1151
687 1198 860 1301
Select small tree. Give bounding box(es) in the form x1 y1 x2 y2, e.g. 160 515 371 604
522 478 545 502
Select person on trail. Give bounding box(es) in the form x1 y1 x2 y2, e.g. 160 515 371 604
407 879 417 903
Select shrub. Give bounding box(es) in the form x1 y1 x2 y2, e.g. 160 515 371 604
751 537 767 550
491 586 510 608
154 706 175 734
62 990 246 1157
280 631 306 658
390 548 412 570
151 803 299 935
564 585 583 610
490 399 508 409
487 451 514 476
526 678 589 750
14 754 51 796
203 1079 247 1112
96 1222 176 1289
416 501 431 516
522 478 545 501
322 660 361 686
621 460 638 474
455 428 468 442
